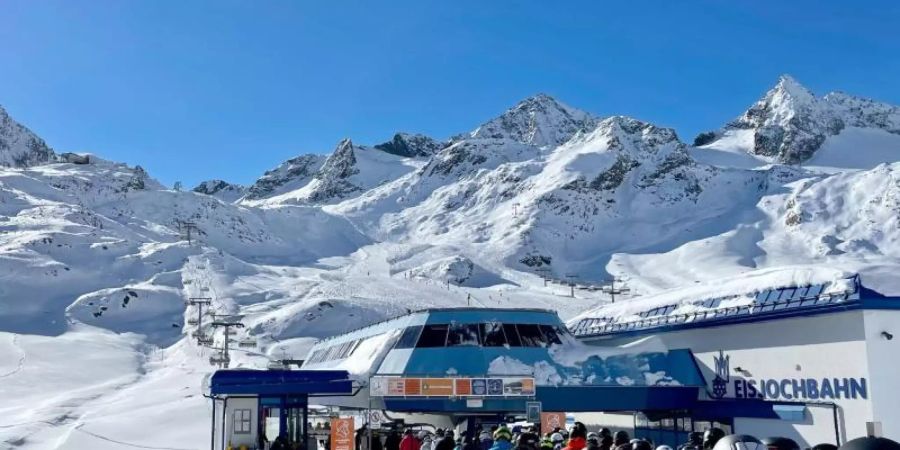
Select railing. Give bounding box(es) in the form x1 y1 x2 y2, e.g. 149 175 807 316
571 289 857 337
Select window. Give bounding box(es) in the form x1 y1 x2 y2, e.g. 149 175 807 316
395 326 423 349
416 324 448 347
539 325 562 345
516 324 547 347
502 324 522 347
480 322 507 347
447 322 480 346
233 409 252 434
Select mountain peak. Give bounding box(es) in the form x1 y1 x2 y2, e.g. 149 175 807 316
0 105 56 168
373 132 444 158
467 93 597 148
769 74 816 108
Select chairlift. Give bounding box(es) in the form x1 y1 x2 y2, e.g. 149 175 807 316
187 318 199 325
209 354 230 365
223 329 237 336
191 330 203 338
238 338 257 348
183 280 193 285
200 287 210 292
197 336 214 346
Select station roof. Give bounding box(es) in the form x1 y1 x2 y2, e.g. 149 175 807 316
571 274 897 339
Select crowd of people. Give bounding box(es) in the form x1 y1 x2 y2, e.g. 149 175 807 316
358 422 732 450
353 422 859 450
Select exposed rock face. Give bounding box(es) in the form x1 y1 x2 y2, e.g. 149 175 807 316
701 75 900 164
304 139 363 202
465 93 598 147
243 154 325 200
374 133 445 157
562 116 702 197
192 179 246 202
0 105 55 167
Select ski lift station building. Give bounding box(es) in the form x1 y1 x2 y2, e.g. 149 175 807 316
207 275 900 449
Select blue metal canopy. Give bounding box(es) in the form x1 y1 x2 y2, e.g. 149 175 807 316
209 369 354 396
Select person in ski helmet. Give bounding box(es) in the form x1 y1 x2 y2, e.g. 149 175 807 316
598 430 612 439
632 441 653 450
761 437 799 450
420 436 435 450
564 426 587 450
657 446 674 450
586 433 601 450
614 432 631 450
491 427 514 450
600 436 614 450
703 429 726 450
680 433 703 450
711 435 763 450
480 432 495 450
551 433 565 450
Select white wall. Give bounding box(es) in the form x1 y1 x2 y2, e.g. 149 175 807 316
225 397 258 449
589 311 873 446
863 309 900 441
735 405 838 447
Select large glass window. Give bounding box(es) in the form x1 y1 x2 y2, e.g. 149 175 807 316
516 324 547 347
539 325 562 345
395 326 423 349
480 322 507 347
416 324 449 347
503 324 522 347
447 322 481 346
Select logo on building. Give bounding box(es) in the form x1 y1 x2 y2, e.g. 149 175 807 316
704 350 869 401
711 350 730 399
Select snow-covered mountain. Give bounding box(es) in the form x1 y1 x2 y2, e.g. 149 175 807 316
1 85 900 448
695 75 900 168
464 93 598 147
244 138 426 206
192 179 246 202
0 105 55 167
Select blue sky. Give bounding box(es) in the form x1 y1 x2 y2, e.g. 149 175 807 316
1 1 899 187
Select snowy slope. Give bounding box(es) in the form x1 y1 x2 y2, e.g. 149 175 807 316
1 86 900 448
694 75 900 168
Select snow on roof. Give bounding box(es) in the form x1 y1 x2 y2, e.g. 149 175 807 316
569 266 859 336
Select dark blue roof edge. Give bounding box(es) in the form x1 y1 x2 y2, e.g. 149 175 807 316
209 369 354 396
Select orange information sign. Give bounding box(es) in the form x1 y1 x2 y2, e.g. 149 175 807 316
540 412 566 435
422 378 454 396
331 417 355 450
404 378 422 395
455 378 472 396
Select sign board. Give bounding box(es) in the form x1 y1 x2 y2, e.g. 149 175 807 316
370 376 535 397
331 417 354 450
466 398 484 408
540 412 565 435
526 401 542 423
